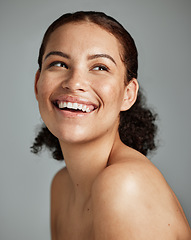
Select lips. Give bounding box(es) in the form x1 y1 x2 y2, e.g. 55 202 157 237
52 95 98 114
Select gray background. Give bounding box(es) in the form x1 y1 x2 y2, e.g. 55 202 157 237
0 0 190 239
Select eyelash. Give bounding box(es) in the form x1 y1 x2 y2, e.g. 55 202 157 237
92 65 109 71
49 61 68 69
48 61 109 72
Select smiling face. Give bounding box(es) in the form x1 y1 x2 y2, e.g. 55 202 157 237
35 21 138 144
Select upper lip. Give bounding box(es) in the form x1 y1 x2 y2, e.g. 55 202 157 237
52 95 99 109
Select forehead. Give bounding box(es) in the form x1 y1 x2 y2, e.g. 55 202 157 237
45 21 123 60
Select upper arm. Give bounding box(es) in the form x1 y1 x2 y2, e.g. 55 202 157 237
92 163 191 240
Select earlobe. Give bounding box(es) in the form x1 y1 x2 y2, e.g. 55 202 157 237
34 70 40 100
121 78 139 111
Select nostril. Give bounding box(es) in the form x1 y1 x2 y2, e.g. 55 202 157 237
62 84 86 92
61 73 88 92
78 88 86 92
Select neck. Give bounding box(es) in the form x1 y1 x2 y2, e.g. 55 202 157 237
59 130 120 204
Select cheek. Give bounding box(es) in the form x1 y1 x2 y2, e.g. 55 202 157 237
96 80 124 107
37 85 47 107
37 75 53 100
36 79 53 115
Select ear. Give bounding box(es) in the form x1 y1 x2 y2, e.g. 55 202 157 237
34 70 40 101
120 78 139 111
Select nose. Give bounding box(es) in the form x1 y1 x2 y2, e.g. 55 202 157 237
62 68 88 92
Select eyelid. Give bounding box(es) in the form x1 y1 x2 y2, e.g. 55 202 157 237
91 64 110 71
48 61 68 69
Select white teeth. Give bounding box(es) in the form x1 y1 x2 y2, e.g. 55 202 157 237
78 104 82 110
67 102 72 108
59 102 65 108
82 105 86 112
73 103 78 109
58 101 93 113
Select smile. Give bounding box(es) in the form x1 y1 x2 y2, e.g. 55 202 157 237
54 101 97 113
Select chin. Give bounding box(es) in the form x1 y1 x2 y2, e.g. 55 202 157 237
51 125 94 145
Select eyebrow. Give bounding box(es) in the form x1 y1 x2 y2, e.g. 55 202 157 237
88 54 117 65
44 51 70 60
44 51 117 65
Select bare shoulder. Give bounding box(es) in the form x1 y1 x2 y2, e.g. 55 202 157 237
92 148 191 239
93 149 168 208
51 167 71 208
51 167 69 191
93 148 167 198
51 167 70 240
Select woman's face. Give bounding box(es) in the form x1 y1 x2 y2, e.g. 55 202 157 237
35 22 137 144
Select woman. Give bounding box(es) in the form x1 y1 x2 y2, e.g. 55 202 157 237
32 11 191 239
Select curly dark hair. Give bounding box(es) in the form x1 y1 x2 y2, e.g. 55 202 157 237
31 11 158 160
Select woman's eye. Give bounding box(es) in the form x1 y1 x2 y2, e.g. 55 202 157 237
92 65 108 71
49 61 68 69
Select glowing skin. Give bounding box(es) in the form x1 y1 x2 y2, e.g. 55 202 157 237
35 22 191 240
35 22 138 145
